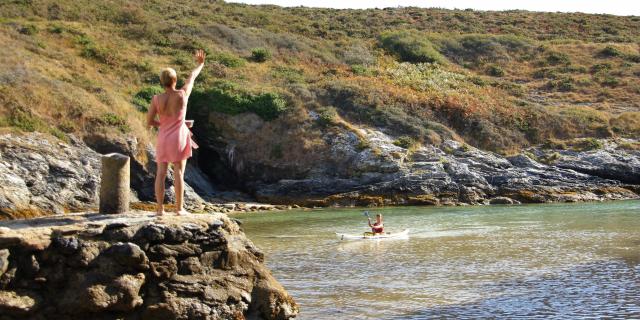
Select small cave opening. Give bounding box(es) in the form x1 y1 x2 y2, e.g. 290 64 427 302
194 144 245 192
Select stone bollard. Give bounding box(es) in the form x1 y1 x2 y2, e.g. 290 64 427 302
99 153 130 214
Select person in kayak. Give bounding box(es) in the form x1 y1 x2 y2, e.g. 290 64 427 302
368 213 384 234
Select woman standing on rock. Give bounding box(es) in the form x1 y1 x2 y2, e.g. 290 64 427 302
146 49 205 215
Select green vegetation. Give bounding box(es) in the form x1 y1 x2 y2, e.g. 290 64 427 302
393 136 417 149
379 30 445 64
190 81 288 121
211 51 246 68
133 86 164 112
316 106 338 127
0 0 639 153
251 47 272 62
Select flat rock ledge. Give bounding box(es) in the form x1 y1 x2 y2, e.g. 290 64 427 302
0 211 298 320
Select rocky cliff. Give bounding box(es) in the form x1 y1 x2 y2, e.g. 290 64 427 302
0 132 251 220
198 112 640 206
0 211 298 319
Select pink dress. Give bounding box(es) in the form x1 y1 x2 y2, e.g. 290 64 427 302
152 92 198 163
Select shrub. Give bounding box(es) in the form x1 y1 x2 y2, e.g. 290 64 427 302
251 92 288 120
133 86 163 112
316 106 338 126
19 24 38 35
189 81 288 121
251 47 272 62
271 66 305 84
4 109 45 132
533 67 559 79
48 24 64 34
340 43 375 66
571 138 603 151
545 77 574 92
386 62 466 92
590 63 612 73
486 64 505 77
599 75 621 87
100 113 130 133
211 52 246 68
378 30 445 64
599 46 623 58
76 35 118 65
546 52 570 65
393 136 416 149
351 65 371 75
432 34 533 66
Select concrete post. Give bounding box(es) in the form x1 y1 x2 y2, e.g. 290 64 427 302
99 153 130 214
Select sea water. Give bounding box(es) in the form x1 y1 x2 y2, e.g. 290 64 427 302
240 200 640 319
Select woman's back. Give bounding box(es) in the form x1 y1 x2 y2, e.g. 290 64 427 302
155 89 187 121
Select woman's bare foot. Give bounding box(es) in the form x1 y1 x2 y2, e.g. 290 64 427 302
176 209 190 216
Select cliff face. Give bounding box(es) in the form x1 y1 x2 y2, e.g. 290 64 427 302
0 211 298 319
0 132 220 220
200 112 640 206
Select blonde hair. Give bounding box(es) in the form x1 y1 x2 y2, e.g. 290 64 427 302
159 68 177 87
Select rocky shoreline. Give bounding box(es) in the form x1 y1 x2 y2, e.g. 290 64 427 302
250 131 640 207
1 132 639 220
0 211 298 319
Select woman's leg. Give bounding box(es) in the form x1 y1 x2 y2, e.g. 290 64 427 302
172 159 188 215
155 162 169 215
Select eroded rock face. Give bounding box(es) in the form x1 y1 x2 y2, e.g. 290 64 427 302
241 127 640 206
0 133 101 218
0 211 297 319
0 133 211 219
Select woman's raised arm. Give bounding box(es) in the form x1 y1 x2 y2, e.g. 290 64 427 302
182 49 206 97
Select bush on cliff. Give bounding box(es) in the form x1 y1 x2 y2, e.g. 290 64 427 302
133 86 164 112
190 81 288 121
378 30 445 64
251 47 272 62
431 34 533 67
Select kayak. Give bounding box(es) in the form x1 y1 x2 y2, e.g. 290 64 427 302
336 229 410 240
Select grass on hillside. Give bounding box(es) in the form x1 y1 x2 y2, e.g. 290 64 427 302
0 0 639 156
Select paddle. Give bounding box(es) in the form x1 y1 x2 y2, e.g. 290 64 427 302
363 211 372 235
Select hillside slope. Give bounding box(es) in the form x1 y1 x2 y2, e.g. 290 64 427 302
0 1 639 206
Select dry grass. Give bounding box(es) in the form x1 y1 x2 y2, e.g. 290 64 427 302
0 1 638 155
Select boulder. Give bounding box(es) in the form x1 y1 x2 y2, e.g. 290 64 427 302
0 211 298 319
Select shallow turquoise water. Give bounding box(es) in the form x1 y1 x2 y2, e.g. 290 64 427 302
239 201 640 319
